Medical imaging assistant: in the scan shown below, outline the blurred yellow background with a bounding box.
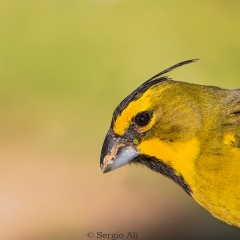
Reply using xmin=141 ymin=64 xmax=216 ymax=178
xmin=0 ymin=0 xmax=240 ymax=239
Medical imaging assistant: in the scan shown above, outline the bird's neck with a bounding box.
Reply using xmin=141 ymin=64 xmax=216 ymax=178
xmin=137 ymin=137 xmax=200 ymax=188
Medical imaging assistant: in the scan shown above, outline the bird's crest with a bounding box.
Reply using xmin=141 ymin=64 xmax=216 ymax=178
xmin=112 ymin=59 xmax=198 ymax=123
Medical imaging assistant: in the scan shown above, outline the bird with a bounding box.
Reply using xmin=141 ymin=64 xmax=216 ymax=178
xmin=100 ymin=59 xmax=240 ymax=227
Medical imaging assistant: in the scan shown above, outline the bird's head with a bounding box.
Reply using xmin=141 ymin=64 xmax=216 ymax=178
xmin=100 ymin=60 xmax=202 ymax=194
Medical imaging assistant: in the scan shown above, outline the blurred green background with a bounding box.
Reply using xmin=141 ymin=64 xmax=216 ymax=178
xmin=0 ymin=0 xmax=240 ymax=239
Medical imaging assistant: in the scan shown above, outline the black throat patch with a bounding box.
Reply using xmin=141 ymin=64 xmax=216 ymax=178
xmin=132 ymin=155 xmax=192 ymax=195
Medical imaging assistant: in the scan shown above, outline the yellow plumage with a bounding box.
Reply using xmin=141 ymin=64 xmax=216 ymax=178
xmin=100 ymin=60 xmax=240 ymax=227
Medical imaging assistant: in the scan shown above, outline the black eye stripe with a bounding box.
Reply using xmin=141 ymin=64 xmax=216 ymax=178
xmin=134 ymin=112 xmax=151 ymax=127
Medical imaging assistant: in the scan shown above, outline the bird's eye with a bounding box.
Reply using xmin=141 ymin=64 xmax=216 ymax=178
xmin=134 ymin=112 xmax=151 ymax=127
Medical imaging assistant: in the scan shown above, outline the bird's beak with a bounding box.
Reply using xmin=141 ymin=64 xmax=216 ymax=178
xmin=100 ymin=131 xmax=139 ymax=173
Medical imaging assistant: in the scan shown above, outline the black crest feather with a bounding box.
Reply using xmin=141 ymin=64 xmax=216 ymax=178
xmin=112 ymin=59 xmax=198 ymax=124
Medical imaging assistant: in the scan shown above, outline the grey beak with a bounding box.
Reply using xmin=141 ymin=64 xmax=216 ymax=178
xmin=100 ymin=131 xmax=139 ymax=173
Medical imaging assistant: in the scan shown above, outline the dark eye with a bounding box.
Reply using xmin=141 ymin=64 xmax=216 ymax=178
xmin=134 ymin=112 xmax=151 ymax=127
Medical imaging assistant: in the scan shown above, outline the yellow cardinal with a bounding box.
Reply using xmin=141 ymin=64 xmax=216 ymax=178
xmin=100 ymin=59 xmax=240 ymax=227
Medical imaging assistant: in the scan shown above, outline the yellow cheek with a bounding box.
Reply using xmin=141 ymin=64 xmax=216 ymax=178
xmin=223 ymin=133 xmax=235 ymax=146
xmin=137 ymin=138 xmax=200 ymax=185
